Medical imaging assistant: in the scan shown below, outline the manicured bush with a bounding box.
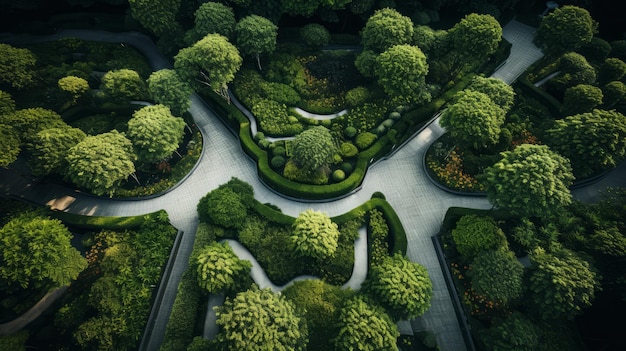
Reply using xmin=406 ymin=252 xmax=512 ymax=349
xmin=389 ymin=111 xmax=401 ymax=120
xmin=382 ymin=119 xmax=394 ymax=128
xmin=340 ymin=142 xmax=358 ymax=158
xmin=345 ymin=86 xmax=371 ymax=107
xmin=270 ymin=155 xmax=286 ymax=169
xmin=344 ymin=126 xmax=357 ymax=138
xmin=272 ymin=146 xmax=286 ymax=157
xmin=332 ymin=169 xmax=346 ymax=182
xmin=341 ymin=162 xmax=353 ymax=174
xmin=355 ymin=132 xmax=377 ymax=150
xmin=300 ymin=23 xmax=331 ymax=48
xmin=451 ymin=215 xmax=508 ymax=258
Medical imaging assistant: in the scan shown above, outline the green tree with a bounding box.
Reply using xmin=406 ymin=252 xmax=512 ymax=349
xmin=127 ymin=104 xmax=186 ymax=164
xmin=374 ymin=44 xmax=430 ymax=104
xmin=300 ymin=23 xmax=330 ymax=48
xmin=451 ymin=215 xmax=508 ymax=258
xmin=0 ymin=90 xmax=15 ymax=116
xmin=482 ymin=144 xmax=574 ymax=218
xmin=0 ymin=43 xmax=36 ymax=89
xmin=128 ymin=0 xmax=181 ymax=36
xmin=602 ymin=81 xmax=626 ymax=109
xmin=480 ymin=312 xmax=540 ymax=351
xmin=100 ymin=69 xmax=148 ymax=102
xmin=283 ymin=279 xmax=353 ymax=351
xmin=598 ymin=57 xmax=626 ymax=84
xmin=174 ymin=33 xmax=242 ymax=101
xmin=447 ymin=13 xmax=502 ymax=71
xmin=290 ymin=126 xmax=336 ymax=174
xmin=468 ymin=249 xmax=524 ymax=306
xmin=361 ymin=8 xmax=414 ymax=52
xmin=561 ymin=84 xmax=603 ymax=115
xmin=147 ymin=69 xmax=193 ymax=116
xmin=0 ymin=124 xmax=20 ymax=167
xmin=215 ymin=286 xmax=308 ymax=351
xmin=354 ymin=49 xmax=378 ymax=78
xmin=363 ymin=253 xmax=433 ymax=320
xmin=333 ymin=295 xmax=399 ymax=351
xmin=65 ymin=130 xmax=137 ymax=197
xmin=29 ymin=126 xmax=86 ymax=176
xmin=58 ymin=75 xmax=90 ymax=106
xmin=0 ymin=213 xmax=87 ymax=290
xmin=197 ymin=181 xmax=252 ymax=229
xmin=466 ymin=75 xmax=515 ymax=112
xmin=535 ymin=5 xmax=597 ymax=56
xmin=546 ymin=109 xmax=626 ymax=178
xmin=548 ymin=52 xmax=597 ymax=94
xmin=1 ymin=107 xmax=65 ymax=147
xmin=184 ymin=1 xmax=236 ymax=44
xmin=440 ymin=90 xmax=505 ymax=150
xmin=528 ymin=247 xmax=601 ymax=320
xmin=235 ymin=15 xmax=278 ymax=71
xmin=291 ymin=209 xmax=340 ymax=259
xmin=195 ymin=241 xmax=252 ymax=293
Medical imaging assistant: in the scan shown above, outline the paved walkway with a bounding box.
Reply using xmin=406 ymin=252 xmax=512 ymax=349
xmin=1 ymin=19 xmax=623 ymax=351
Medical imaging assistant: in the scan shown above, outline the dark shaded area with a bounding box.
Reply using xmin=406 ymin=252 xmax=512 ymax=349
xmin=576 ymin=289 xmax=626 ymax=351
xmin=589 ymin=0 xmax=626 ymax=41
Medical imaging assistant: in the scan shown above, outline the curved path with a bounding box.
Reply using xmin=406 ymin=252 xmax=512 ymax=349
xmin=2 ymin=20 xmax=623 ymax=351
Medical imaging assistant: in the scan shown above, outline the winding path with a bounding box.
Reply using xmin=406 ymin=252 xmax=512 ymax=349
xmin=2 ymin=20 xmax=623 ymax=351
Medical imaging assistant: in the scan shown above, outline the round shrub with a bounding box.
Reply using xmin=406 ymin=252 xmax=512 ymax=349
xmin=355 ymin=132 xmax=377 ymax=150
xmin=382 ymin=119 xmax=394 ymax=128
xmin=371 ymin=191 xmax=386 ymax=200
xmin=258 ymin=139 xmax=271 ymax=149
xmin=389 ymin=111 xmax=401 ymax=120
xmin=271 ymin=156 xmax=286 ymax=169
xmin=345 ymin=86 xmax=371 ymax=107
xmin=273 ymin=146 xmax=286 ymax=156
xmin=332 ymin=169 xmax=346 ymax=182
xmin=344 ymin=126 xmax=357 ymax=138
xmin=451 ymin=215 xmax=508 ymax=258
xmin=300 ymin=23 xmax=331 ymax=48
xmin=340 ymin=142 xmax=359 ymax=158
xmin=375 ymin=125 xmax=386 ymax=135
xmin=341 ymin=162 xmax=353 ymax=174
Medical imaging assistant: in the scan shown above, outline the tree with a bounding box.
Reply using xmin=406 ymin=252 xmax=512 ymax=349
xmin=361 ymin=8 xmax=414 ymax=52
xmin=290 ymin=126 xmax=336 ymax=174
xmin=354 ymin=49 xmax=378 ymax=78
xmin=451 ymin=215 xmax=508 ymax=258
xmin=58 ymin=75 xmax=90 ymax=106
xmin=65 ymin=130 xmax=136 ymax=197
xmin=147 ymin=69 xmax=193 ymax=116
xmin=29 ymin=126 xmax=86 ymax=176
xmin=468 ymin=249 xmax=524 ymax=306
xmin=482 ymin=144 xmax=574 ymax=218
xmin=602 ymin=80 xmax=626 ymax=109
xmin=598 ymin=57 xmax=626 ymax=84
xmin=195 ymin=241 xmax=251 ymax=293
xmin=174 ymin=33 xmax=242 ymax=101
xmin=0 ymin=213 xmax=87 ymax=290
xmin=100 ymin=69 xmax=148 ymax=102
xmin=300 ymin=23 xmax=330 ymax=48
xmin=235 ymin=15 xmax=278 ymax=71
xmin=480 ymin=312 xmax=540 ymax=351
xmin=561 ymin=84 xmax=603 ymax=115
xmin=197 ymin=181 xmax=252 ymax=229
xmin=0 ymin=43 xmax=36 ymax=89
xmin=283 ymin=279 xmax=353 ymax=351
xmin=440 ymin=90 xmax=505 ymax=150
xmin=128 ymin=0 xmax=181 ymax=36
xmin=535 ymin=5 xmax=597 ymax=56
xmin=0 ymin=90 xmax=16 ymax=116
xmin=466 ymin=75 xmax=515 ymax=112
xmin=291 ymin=209 xmax=339 ymax=259
xmin=0 ymin=124 xmax=20 ymax=167
xmin=1 ymin=107 xmax=65 ymax=146
xmin=547 ymin=52 xmax=597 ymax=93
xmin=546 ymin=109 xmax=626 ymax=178
xmin=126 ymin=104 xmax=186 ymax=164
xmin=215 ymin=286 xmax=308 ymax=351
xmin=447 ymin=13 xmax=502 ymax=69
xmin=528 ymin=247 xmax=600 ymax=320
xmin=333 ymin=295 xmax=399 ymax=351
xmin=185 ymin=1 xmax=236 ymax=44
xmin=363 ymin=253 xmax=433 ymax=321
xmin=374 ymin=44 xmax=430 ymax=104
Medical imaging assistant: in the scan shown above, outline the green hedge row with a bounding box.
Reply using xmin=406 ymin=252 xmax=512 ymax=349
xmin=515 ymin=74 xmax=563 ymax=117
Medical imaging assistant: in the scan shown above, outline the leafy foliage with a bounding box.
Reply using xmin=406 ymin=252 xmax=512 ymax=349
xmin=0 ymin=90 xmax=15 ymax=115
xmin=480 ymin=312 xmax=540 ymax=351
xmin=0 ymin=124 xmax=20 ymax=167
xmin=1 ymin=107 xmax=65 ymax=147
xmin=361 ymin=8 xmax=414 ymax=53
xmin=185 ymin=1 xmax=236 ymax=44
xmin=195 ymin=241 xmax=252 ymax=293
xmin=127 ymin=104 xmax=186 ymax=164
xmin=466 ymin=75 xmax=515 ymax=112
xmin=29 ymin=125 xmax=86 ymax=176
xmin=197 ymin=178 xmax=254 ymax=228
xmin=291 ymin=209 xmax=340 ymax=259
xmin=65 ymin=130 xmax=137 ymax=196
xmin=598 ymin=57 xmax=626 ymax=84
xmin=147 ymin=69 xmax=193 ymax=116
xmin=290 ymin=126 xmax=336 ymax=173
xmin=468 ymin=249 xmax=524 ymax=305
xmin=0 ymin=43 xmax=36 ymax=89
xmin=561 ymin=84 xmax=603 ymax=115
xmin=215 ymin=286 xmax=308 ymax=351
xmin=451 ymin=215 xmax=508 ymax=258
xmin=300 ymin=23 xmax=330 ymax=48
xmin=535 ymin=5 xmax=597 ymax=56
xmin=100 ymin=69 xmax=148 ymax=102
xmin=547 ymin=52 xmax=596 ymax=93
xmin=363 ymin=253 xmax=433 ymax=321
xmin=128 ymin=0 xmax=180 ymax=36
xmin=482 ymin=144 xmax=574 ymax=218
xmin=0 ymin=213 xmax=87 ymax=290
xmin=235 ymin=15 xmax=278 ymax=70
xmin=58 ymin=75 xmax=90 ymax=106
xmin=251 ymin=98 xmax=302 ymax=136
xmin=374 ymin=44 xmax=430 ymax=104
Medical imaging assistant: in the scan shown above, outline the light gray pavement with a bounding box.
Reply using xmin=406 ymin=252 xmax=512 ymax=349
xmin=2 ymin=19 xmax=622 ymax=351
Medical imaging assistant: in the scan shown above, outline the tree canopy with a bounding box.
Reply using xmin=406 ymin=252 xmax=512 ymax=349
xmin=185 ymin=1 xmax=236 ymax=44
xmin=535 ymin=5 xmax=597 ymax=56
xmin=561 ymin=84 xmax=603 ymax=116
xmin=195 ymin=241 xmax=252 ymax=293
xmin=440 ymin=90 xmax=505 ymax=150
xmin=0 ymin=43 xmax=36 ymax=89
xmin=300 ymin=23 xmax=330 ymax=48
xmin=147 ymin=69 xmax=193 ymax=116
xmin=100 ymin=68 xmax=148 ymax=102
xmin=363 ymin=253 xmax=433 ymax=321
xmin=29 ymin=125 xmax=86 ymax=176
xmin=215 ymin=286 xmax=308 ymax=351
xmin=546 ymin=109 xmax=626 ymax=178
xmin=291 ymin=209 xmax=340 ymax=259
xmin=360 ymin=8 xmax=414 ymax=53
xmin=197 ymin=178 xmax=254 ymax=228
xmin=448 ymin=13 xmax=502 ymax=64
xmin=482 ymin=144 xmax=574 ymax=218
xmin=65 ymin=130 xmax=137 ymax=196
xmin=451 ymin=215 xmax=508 ymax=258
xmin=0 ymin=213 xmax=87 ymax=290
xmin=0 ymin=90 xmax=15 ymax=115
xmin=468 ymin=249 xmax=524 ymax=306
xmin=466 ymin=75 xmax=515 ymax=112
xmin=233 ymin=15 xmax=277 ymax=72
xmin=174 ymin=33 xmax=242 ymax=100
xmin=1 ymin=107 xmax=65 ymax=147
xmin=126 ymin=104 xmax=186 ymax=164
xmin=0 ymin=124 xmax=20 ymax=167
xmin=128 ymin=0 xmax=180 ymax=36
xmin=374 ymin=44 xmax=430 ymax=104
xmin=290 ymin=126 xmax=336 ymax=173
xmin=480 ymin=312 xmax=540 ymax=351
